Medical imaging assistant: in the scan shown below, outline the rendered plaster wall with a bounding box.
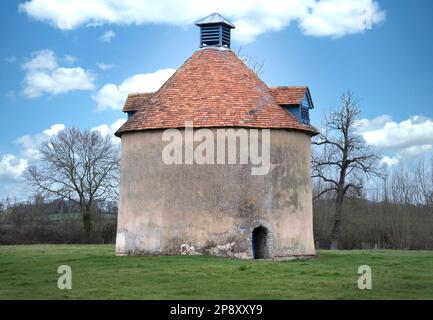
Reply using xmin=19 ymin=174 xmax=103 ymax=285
xmin=115 ymin=128 xmax=316 ymax=258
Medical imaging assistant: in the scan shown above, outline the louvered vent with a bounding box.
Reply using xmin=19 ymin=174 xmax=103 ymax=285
xmin=285 ymin=104 xmax=311 ymax=125
xmin=300 ymin=106 xmax=310 ymax=124
xmin=195 ymin=13 xmax=235 ymax=48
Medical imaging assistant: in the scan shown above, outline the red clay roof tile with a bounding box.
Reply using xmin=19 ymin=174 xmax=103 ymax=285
xmin=123 ymin=92 xmax=154 ymax=112
xmin=116 ymin=48 xmax=317 ymax=136
xmin=269 ymin=86 xmax=308 ymax=105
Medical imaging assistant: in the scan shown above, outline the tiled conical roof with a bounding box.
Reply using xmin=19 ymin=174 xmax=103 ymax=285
xmin=116 ymin=48 xmax=317 ymax=136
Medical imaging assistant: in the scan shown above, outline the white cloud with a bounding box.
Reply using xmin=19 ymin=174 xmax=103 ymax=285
xmin=2 ymin=121 xmax=115 ymax=180
xmin=380 ymin=156 xmax=399 ymax=167
xmin=354 ymin=114 xmax=392 ymax=132
xmin=299 ymin=0 xmax=386 ymax=38
xmin=15 ymin=134 xmax=43 ymax=161
xmin=99 ymin=29 xmax=115 ymax=42
xmin=19 ymin=0 xmax=386 ymax=43
xmin=0 ymin=121 xmax=122 ymax=198
xmin=356 ymin=115 xmax=433 ymax=159
xmin=97 ymin=62 xmax=113 ymax=71
xmin=0 ymin=154 xmax=28 ymax=180
xmin=63 ymin=54 xmax=77 ymax=64
xmin=22 ymin=49 xmax=95 ymax=98
xmin=43 ymin=123 xmax=66 ymax=136
xmin=15 ymin=124 xmax=66 ymax=161
xmin=400 ymin=145 xmax=432 ymax=158
xmin=92 ymin=118 xmax=126 ymax=142
xmin=93 ymin=68 xmax=175 ymax=111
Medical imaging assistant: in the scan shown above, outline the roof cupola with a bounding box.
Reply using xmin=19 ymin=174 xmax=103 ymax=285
xmin=195 ymin=13 xmax=235 ymax=48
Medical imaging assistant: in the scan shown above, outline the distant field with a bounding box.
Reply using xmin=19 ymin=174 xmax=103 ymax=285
xmin=0 ymin=245 xmax=432 ymax=299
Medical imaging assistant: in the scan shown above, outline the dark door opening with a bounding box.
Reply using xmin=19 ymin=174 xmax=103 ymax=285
xmin=252 ymin=226 xmax=268 ymax=259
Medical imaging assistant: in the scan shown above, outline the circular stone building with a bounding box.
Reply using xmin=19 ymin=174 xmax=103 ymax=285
xmin=115 ymin=13 xmax=318 ymax=259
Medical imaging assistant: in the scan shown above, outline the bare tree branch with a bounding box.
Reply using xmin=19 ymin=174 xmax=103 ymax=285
xmin=25 ymin=127 xmax=120 ymax=241
xmin=235 ymin=47 xmax=265 ymax=77
xmin=311 ymin=91 xmax=381 ymax=249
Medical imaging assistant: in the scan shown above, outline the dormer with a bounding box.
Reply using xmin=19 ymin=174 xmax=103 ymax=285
xmin=122 ymin=92 xmax=154 ymax=119
xmin=269 ymin=86 xmax=314 ymax=125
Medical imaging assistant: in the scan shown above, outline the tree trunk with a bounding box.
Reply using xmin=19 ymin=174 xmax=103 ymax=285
xmin=82 ymin=208 xmax=92 ymax=243
xmin=330 ymin=197 xmax=343 ymax=250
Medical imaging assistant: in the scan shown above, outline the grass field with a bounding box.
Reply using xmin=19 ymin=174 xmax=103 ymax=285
xmin=0 ymin=245 xmax=432 ymax=299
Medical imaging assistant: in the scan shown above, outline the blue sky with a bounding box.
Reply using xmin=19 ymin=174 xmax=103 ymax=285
xmin=1 ymin=0 xmax=433 ymax=198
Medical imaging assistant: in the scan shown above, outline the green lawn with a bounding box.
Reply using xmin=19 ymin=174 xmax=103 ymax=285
xmin=0 ymin=245 xmax=432 ymax=299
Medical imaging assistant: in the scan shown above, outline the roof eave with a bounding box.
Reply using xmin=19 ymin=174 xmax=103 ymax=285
xmin=194 ymin=13 xmax=235 ymax=29
xmin=115 ymin=124 xmax=319 ymax=138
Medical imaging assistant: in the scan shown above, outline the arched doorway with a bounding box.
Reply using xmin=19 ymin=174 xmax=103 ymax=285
xmin=252 ymin=226 xmax=268 ymax=259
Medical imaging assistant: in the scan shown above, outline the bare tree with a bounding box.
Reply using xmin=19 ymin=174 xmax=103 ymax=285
xmin=312 ymin=92 xmax=380 ymax=249
xmin=415 ymin=157 xmax=433 ymax=208
xmin=391 ymin=162 xmax=416 ymax=205
xmin=26 ymin=127 xmax=119 ymax=242
xmin=3 ymin=197 xmax=26 ymax=230
xmin=4 ymin=194 xmax=45 ymax=230
xmin=235 ymin=47 xmax=265 ymax=77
